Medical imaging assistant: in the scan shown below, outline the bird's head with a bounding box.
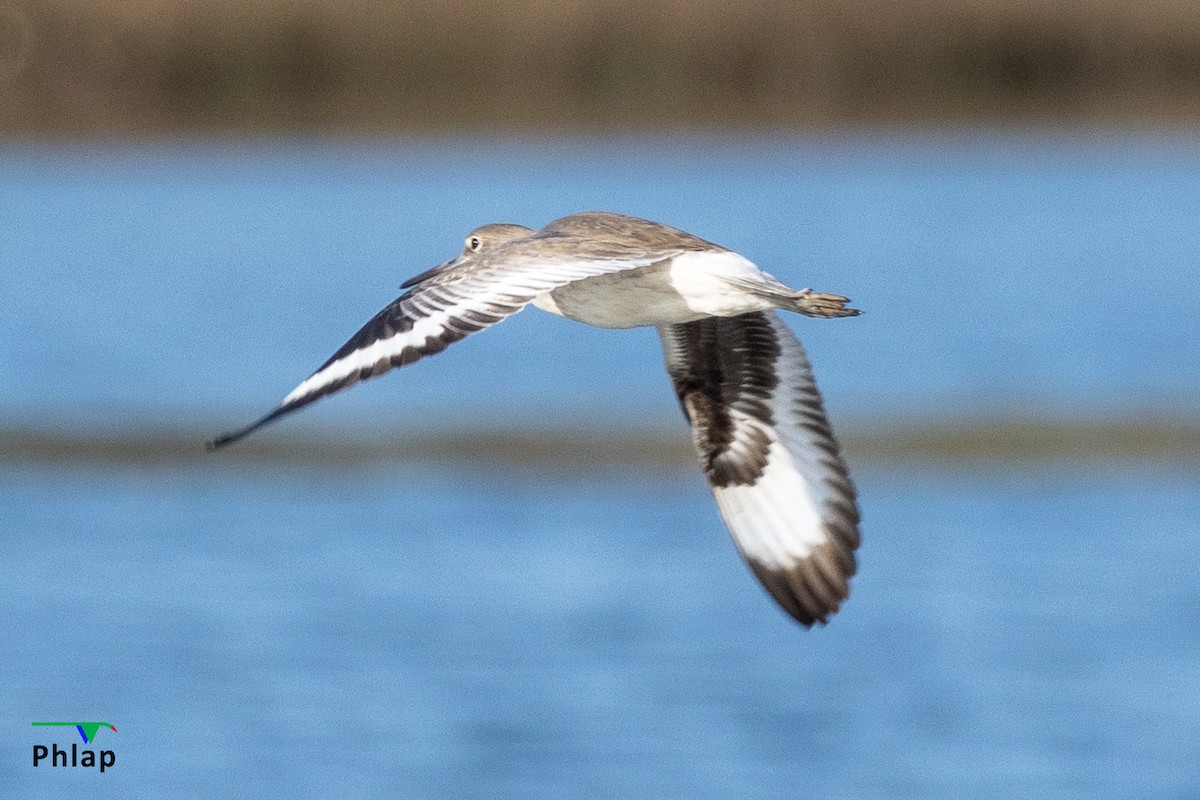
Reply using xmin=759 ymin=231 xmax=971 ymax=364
xmin=460 ymin=223 xmax=535 ymax=258
xmin=399 ymin=223 xmax=536 ymax=291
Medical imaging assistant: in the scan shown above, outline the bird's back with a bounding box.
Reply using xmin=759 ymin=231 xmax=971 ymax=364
xmin=539 ymin=212 xmax=720 ymax=253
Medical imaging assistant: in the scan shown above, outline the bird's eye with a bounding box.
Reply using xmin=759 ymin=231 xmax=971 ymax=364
xmin=467 ymin=236 xmax=482 ymax=252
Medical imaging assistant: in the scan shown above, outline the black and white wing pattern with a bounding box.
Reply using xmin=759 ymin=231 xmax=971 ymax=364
xmin=658 ymin=311 xmax=860 ymax=626
xmin=209 ymin=247 xmax=679 ymax=448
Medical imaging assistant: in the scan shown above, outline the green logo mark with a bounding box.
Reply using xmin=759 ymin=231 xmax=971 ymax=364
xmin=31 ymin=722 xmax=117 ymax=744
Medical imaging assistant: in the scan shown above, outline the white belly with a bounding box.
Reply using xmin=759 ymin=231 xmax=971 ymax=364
xmin=530 ymin=252 xmax=778 ymax=329
xmin=531 ymin=268 xmax=698 ymax=328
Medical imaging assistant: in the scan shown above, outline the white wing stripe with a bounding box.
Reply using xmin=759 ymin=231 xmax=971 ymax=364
xmin=277 ymin=266 xmax=610 ymax=409
xmin=281 ymin=312 xmax=449 ymax=404
xmin=658 ymin=311 xmax=859 ymax=626
xmin=211 ymin=250 xmax=683 ymax=450
xmin=714 ymin=440 xmax=825 ymax=567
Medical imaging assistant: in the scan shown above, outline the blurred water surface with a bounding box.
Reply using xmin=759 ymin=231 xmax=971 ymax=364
xmin=2 ymin=460 xmax=1198 ymax=798
xmin=2 ymin=135 xmax=1198 ymax=797
xmin=2 ymin=133 xmax=1198 ymax=433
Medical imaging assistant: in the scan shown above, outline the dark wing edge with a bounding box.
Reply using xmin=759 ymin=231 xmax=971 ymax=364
xmin=209 ymin=247 xmax=681 ymax=451
xmin=658 ymin=311 xmax=861 ymax=626
xmin=207 ymin=282 xmax=525 ymax=450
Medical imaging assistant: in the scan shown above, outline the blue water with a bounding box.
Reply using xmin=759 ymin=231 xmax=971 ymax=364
xmin=2 ymin=135 xmax=1200 ymax=797
xmin=3 ymin=461 xmax=1198 ymax=798
xmin=2 ymin=134 xmax=1199 ymax=433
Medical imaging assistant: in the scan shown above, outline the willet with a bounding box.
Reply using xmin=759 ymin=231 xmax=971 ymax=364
xmin=211 ymin=211 xmax=861 ymax=626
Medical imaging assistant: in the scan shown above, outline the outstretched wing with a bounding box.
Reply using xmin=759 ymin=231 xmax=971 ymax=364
xmin=209 ymin=247 xmax=678 ymax=449
xmin=658 ymin=311 xmax=860 ymax=626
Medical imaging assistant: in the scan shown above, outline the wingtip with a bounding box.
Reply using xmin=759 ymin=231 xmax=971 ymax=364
xmin=206 ymin=434 xmax=233 ymax=452
xmin=206 ymin=429 xmax=244 ymax=452
xmin=206 ymin=407 xmax=286 ymax=452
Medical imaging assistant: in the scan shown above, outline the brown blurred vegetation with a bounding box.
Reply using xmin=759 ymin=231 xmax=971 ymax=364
xmin=2 ymin=0 xmax=1199 ymax=135
xmin=5 ymin=416 xmax=1199 ymax=467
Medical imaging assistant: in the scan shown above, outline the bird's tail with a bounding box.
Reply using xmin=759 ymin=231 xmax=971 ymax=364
xmin=783 ymin=289 xmax=861 ymax=319
xmin=715 ymin=271 xmax=861 ymax=319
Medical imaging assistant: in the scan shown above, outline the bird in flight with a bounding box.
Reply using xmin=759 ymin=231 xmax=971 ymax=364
xmin=211 ymin=212 xmax=861 ymax=626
